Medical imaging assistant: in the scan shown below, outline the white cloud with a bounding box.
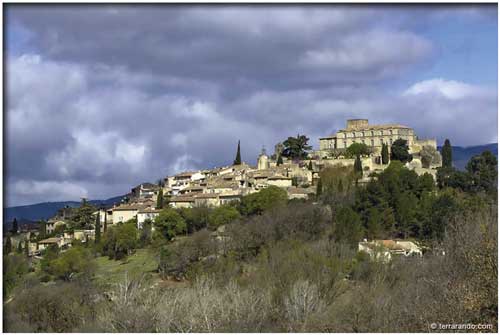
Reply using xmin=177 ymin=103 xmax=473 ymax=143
xmin=403 ymin=78 xmax=492 ymax=100
xmin=301 ymin=30 xmax=432 ymax=72
xmin=46 ymin=129 xmax=147 ymax=178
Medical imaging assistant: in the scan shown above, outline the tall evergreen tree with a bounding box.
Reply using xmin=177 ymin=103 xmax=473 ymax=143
xmin=95 ymin=212 xmax=101 ymax=244
xmin=441 ymin=139 xmax=453 ymax=168
xmin=103 ymin=210 xmax=108 ymax=233
xmin=316 ymin=178 xmax=323 ymax=199
xmin=157 ymin=188 xmax=164 ymax=209
xmin=24 ymin=239 xmax=29 ymax=257
xmin=381 ymin=143 xmax=389 ymax=165
xmin=366 ymin=208 xmax=383 ymax=239
xmin=354 ymin=154 xmax=363 ymax=173
xmin=39 ymin=220 xmax=47 ymax=238
xmin=11 ymin=218 xmax=18 ymax=235
xmin=233 ymin=140 xmax=242 ymax=165
xmin=4 ymin=236 xmax=12 ymax=254
xmin=277 ymin=154 xmax=283 ymax=166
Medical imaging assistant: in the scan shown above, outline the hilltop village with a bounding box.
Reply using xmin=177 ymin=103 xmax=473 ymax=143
xmin=5 ymin=118 xmax=498 ymax=333
xmin=109 ymin=119 xmax=441 ymax=224
xmin=12 ymin=119 xmax=442 ymax=256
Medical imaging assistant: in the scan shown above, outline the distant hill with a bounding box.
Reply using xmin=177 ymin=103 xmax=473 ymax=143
xmin=3 ymin=195 xmax=124 ymax=227
xmin=437 ymin=143 xmax=497 ymax=170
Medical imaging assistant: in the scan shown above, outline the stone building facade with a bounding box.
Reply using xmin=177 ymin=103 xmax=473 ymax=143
xmin=319 ymin=119 xmax=437 ymax=155
xmin=319 ymin=119 xmax=418 ymax=151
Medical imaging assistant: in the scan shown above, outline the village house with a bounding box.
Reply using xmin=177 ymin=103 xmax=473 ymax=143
xmin=131 ymin=182 xmax=160 ymax=201
xmin=266 ymin=175 xmax=293 ymax=188
xmin=45 ymin=219 xmax=66 ymax=234
xmin=358 ymin=239 xmax=423 ymax=262
xmin=169 ymin=195 xmax=196 ymax=208
xmin=37 ymin=237 xmax=66 ymax=251
xmin=179 ymin=185 xmax=205 ymax=195
xmin=137 ymin=208 xmax=161 ymax=229
xmin=73 ymin=229 xmax=96 ymax=242
xmin=194 ymin=193 xmax=220 ymax=207
xmin=287 ymin=186 xmax=315 ymax=200
xmin=111 ymin=204 xmax=145 ymax=224
xmin=96 ymin=208 xmax=114 ymax=227
xmin=219 ymin=191 xmax=244 ymax=205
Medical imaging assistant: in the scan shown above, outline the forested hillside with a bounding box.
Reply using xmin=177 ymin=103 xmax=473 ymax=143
xmin=3 ymin=150 xmax=497 ymax=332
xmin=4 ymin=196 xmax=124 ymax=225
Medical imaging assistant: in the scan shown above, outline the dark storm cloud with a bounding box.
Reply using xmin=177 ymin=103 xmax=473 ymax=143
xmin=6 ymin=5 xmax=434 ymax=93
xmin=5 ymin=5 xmax=497 ymax=206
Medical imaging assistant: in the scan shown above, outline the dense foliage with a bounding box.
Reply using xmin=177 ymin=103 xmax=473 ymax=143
xmin=102 ymin=220 xmax=139 ymax=259
xmin=390 ymin=138 xmax=412 ymax=163
xmin=154 ymin=208 xmax=187 ymax=240
xmin=346 ymin=142 xmax=371 ymax=158
xmin=208 ymin=205 xmax=241 ymax=230
xmin=281 ymin=134 xmax=312 ymax=160
xmin=239 ymin=186 xmax=288 ymax=216
xmin=68 ymin=199 xmax=97 ymax=230
xmin=43 ymin=246 xmax=96 ymax=281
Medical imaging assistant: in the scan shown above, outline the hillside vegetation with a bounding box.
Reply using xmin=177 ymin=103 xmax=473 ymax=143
xmin=3 ymin=150 xmax=497 ymax=332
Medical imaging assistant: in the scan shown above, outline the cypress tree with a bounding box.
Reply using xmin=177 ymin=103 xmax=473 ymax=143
xmin=4 ymin=236 xmax=12 ymax=254
xmin=233 ymin=140 xmax=242 ymax=165
xmin=354 ymin=154 xmax=363 ymax=173
xmin=95 ymin=212 xmax=101 ymax=244
xmin=157 ymin=188 xmax=164 ymax=209
xmin=39 ymin=220 xmax=47 ymax=238
xmin=381 ymin=143 xmax=389 ymax=165
xmin=11 ymin=218 xmax=18 ymax=235
xmin=103 ymin=210 xmax=108 ymax=233
xmin=277 ymin=154 xmax=283 ymax=166
xmin=316 ymin=178 xmax=323 ymax=199
xmin=308 ymin=160 xmax=313 ymax=171
xmin=24 ymin=239 xmax=29 ymax=257
xmin=441 ymin=139 xmax=453 ymax=168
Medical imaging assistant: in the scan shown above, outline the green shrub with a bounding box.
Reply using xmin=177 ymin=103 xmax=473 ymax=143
xmin=208 ymin=205 xmax=241 ymax=230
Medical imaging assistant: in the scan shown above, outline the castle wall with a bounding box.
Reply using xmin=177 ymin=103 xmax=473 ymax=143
xmin=411 ymin=139 xmax=437 ymax=153
xmin=347 ymin=119 xmax=369 ymax=130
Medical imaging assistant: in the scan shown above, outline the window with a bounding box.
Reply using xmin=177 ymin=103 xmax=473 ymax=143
xmin=371 ymin=139 xmax=374 ymax=146
xmin=362 ymin=131 xmax=365 ymax=137
xmin=344 ymin=133 xmax=347 ymax=139
xmin=352 ymin=132 xmax=355 ymax=138
xmin=390 ymin=139 xmax=393 ymax=145
xmin=343 ymin=141 xmax=347 ymax=147
xmin=371 ymin=131 xmax=374 ymax=136
xmin=390 ymin=130 xmax=393 ymax=135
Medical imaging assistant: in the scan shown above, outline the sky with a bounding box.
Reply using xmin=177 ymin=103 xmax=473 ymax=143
xmin=4 ymin=4 xmax=498 ymax=206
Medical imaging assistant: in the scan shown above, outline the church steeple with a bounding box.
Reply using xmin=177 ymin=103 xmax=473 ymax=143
xmin=257 ymin=145 xmax=269 ymax=170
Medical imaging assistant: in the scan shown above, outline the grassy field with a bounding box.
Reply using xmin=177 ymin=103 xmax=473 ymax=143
xmin=93 ymin=248 xmax=160 ymax=287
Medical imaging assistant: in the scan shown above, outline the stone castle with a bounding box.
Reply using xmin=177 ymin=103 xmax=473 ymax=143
xmin=319 ymin=118 xmax=437 ymax=158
